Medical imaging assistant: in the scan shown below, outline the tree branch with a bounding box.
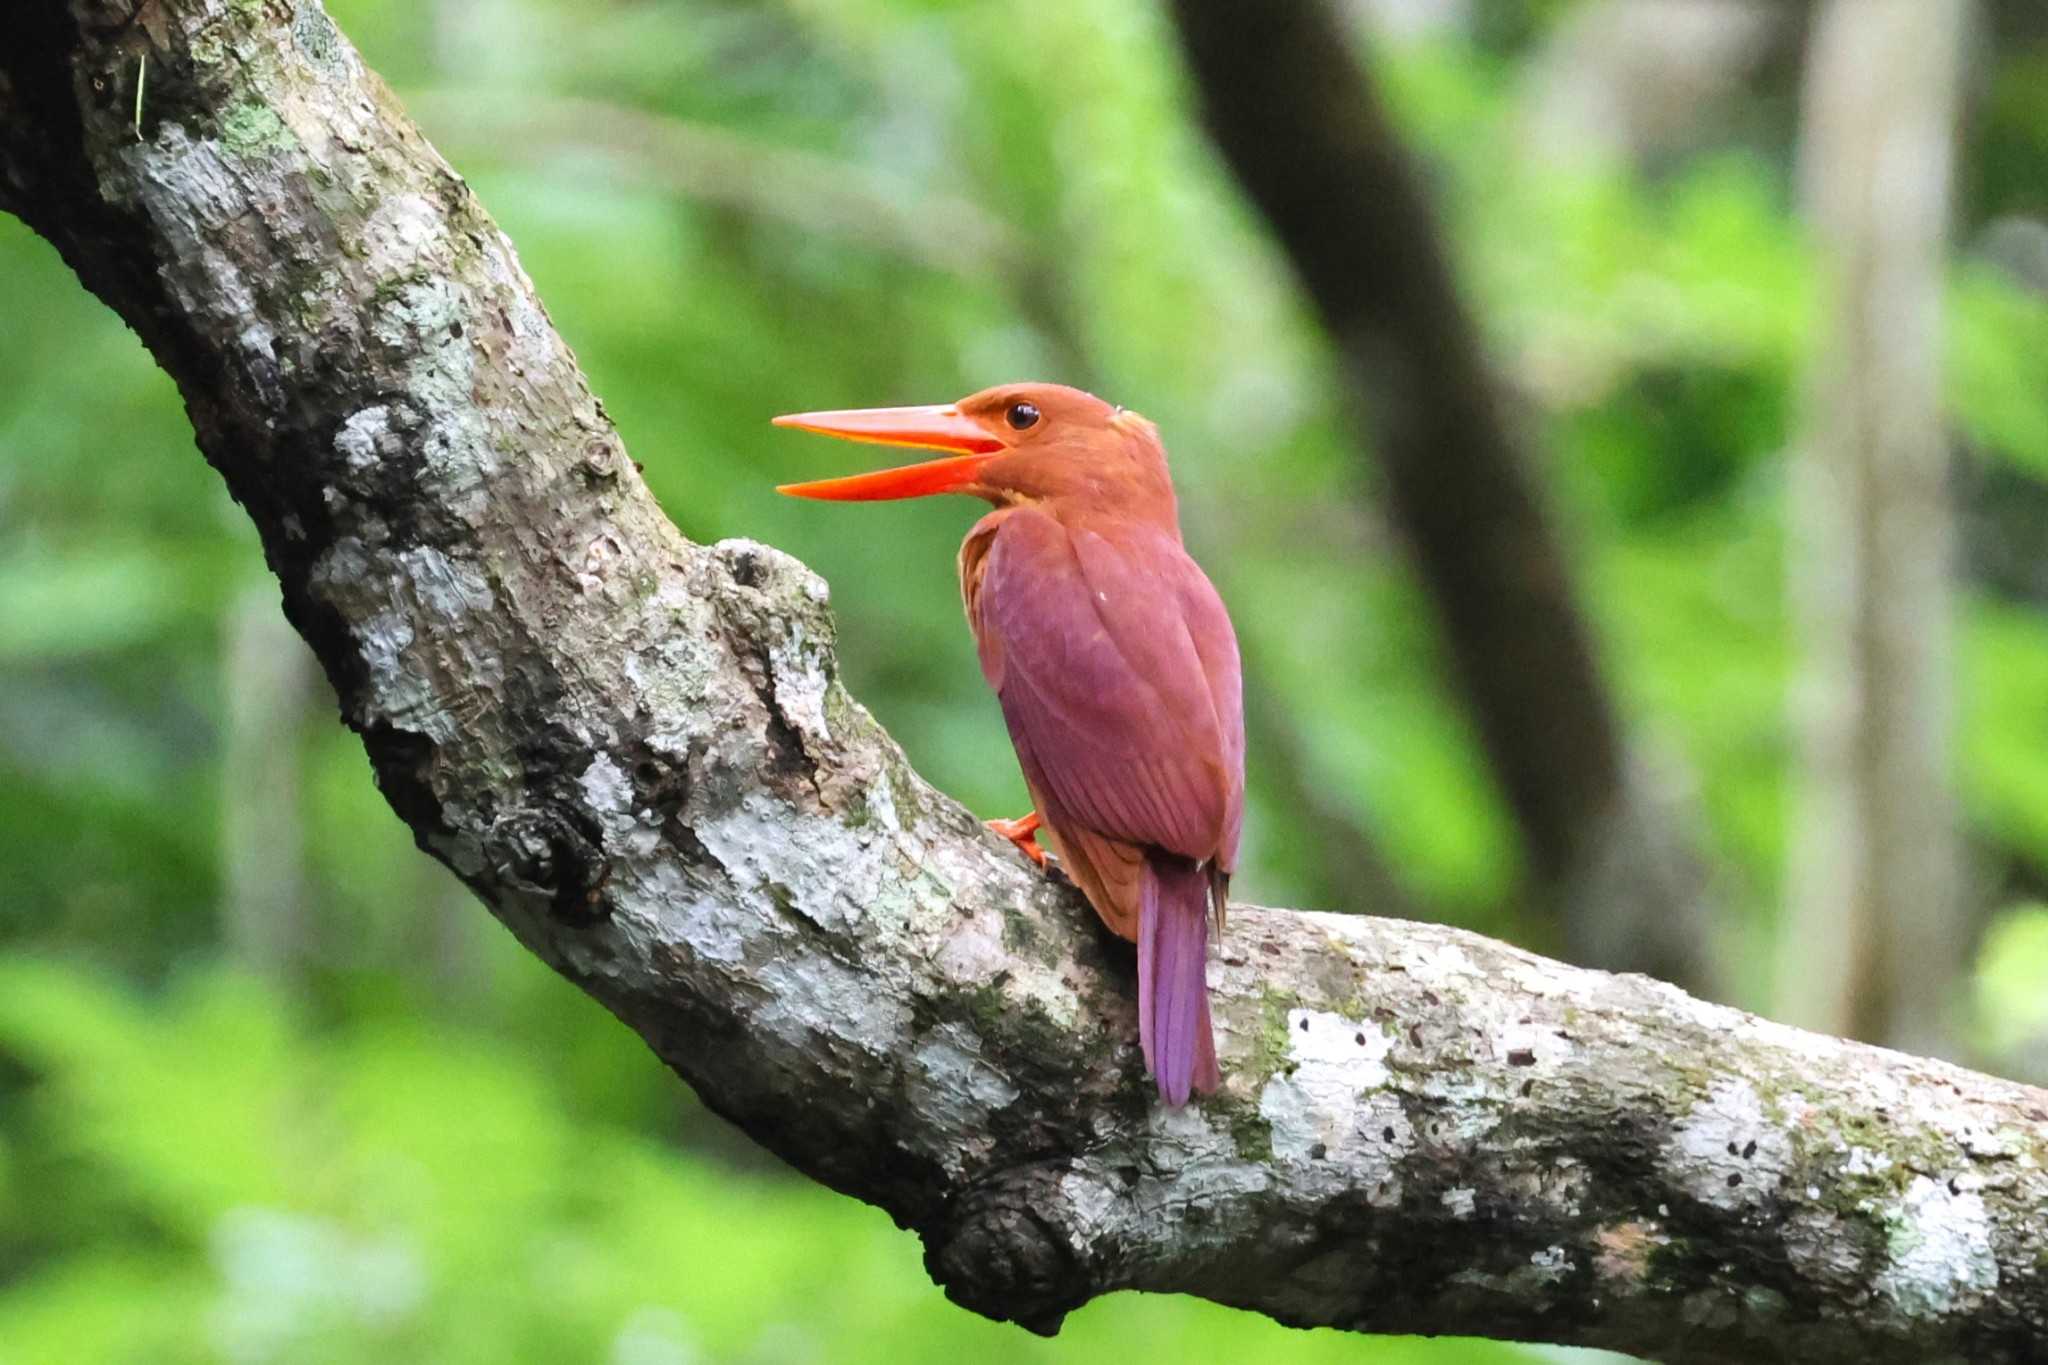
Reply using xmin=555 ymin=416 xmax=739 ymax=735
xmin=5 ymin=3 xmax=2048 ymax=1360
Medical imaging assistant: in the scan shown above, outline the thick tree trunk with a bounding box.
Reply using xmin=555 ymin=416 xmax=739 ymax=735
xmin=5 ymin=4 xmax=2048 ymax=1361
xmin=1781 ymin=0 xmax=1970 ymax=1056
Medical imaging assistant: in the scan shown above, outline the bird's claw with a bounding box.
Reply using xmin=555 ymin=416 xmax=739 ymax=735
xmin=986 ymin=812 xmax=1047 ymax=869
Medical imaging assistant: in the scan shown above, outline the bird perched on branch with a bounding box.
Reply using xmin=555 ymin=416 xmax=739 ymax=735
xmin=775 ymin=383 xmax=1245 ymax=1105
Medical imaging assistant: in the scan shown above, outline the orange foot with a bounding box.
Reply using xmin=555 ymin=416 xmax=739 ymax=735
xmin=986 ymin=811 xmax=1047 ymax=869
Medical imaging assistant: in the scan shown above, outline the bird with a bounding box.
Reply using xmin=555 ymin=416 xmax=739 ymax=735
xmin=774 ymin=383 xmax=1244 ymax=1105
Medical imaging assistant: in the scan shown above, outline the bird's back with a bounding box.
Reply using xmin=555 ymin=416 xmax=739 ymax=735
xmin=962 ymin=503 xmax=1244 ymax=930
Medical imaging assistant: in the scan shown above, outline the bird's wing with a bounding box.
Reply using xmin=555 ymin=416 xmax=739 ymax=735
xmin=967 ymin=507 xmax=1243 ymax=867
xmin=1171 ymin=539 xmax=1245 ymax=875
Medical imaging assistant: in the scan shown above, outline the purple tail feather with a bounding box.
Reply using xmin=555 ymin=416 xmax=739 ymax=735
xmin=1137 ymin=855 xmax=1221 ymax=1106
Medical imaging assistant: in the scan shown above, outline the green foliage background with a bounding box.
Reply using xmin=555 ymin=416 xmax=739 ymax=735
xmin=3 ymin=1 xmax=2047 ymax=1360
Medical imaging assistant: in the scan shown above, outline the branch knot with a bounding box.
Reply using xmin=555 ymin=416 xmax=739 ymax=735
xmin=925 ymin=1166 xmax=1092 ymax=1338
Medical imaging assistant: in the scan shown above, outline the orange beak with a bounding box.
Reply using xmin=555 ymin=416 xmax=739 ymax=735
xmin=773 ymin=404 xmax=1001 ymax=500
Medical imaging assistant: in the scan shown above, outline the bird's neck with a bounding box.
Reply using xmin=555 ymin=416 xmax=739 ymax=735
xmin=1042 ymin=491 xmax=1184 ymax=542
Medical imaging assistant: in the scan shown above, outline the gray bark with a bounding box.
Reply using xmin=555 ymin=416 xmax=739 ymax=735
xmin=1782 ymin=0 xmax=1970 ymax=1056
xmin=5 ymin=3 xmax=2048 ymax=1361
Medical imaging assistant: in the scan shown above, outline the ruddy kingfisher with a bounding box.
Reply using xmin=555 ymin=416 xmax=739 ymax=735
xmin=774 ymin=383 xmax=1244 ymax=1105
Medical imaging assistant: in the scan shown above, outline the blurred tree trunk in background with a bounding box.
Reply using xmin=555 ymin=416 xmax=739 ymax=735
xmin=1781 ymin=0 xmax=1970 ymax=1056
xmin=1518 ymin=0 xmax=1788 ymax=171
xmin=1170 ymin=0 xmax=1720 ymax=994
xmin=221 ymin=586 xmax=316 ymax=982
xmin=1347 ymin=0 xmax=1468 ymax=41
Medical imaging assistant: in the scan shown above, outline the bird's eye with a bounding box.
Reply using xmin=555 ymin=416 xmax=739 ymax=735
xmin=1006 ymin=401 xmax=1041 ymax=431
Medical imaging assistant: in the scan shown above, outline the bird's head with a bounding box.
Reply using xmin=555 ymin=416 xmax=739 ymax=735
xmin=773 ymin=382 xmax=1175 ymax=520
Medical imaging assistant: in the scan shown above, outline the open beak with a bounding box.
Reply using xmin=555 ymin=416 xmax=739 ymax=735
xmin=773 ymin=404 xmax=1001 ymax=501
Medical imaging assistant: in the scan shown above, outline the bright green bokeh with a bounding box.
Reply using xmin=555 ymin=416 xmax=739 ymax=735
xmin=5 ymin=0 xmax=2048 ymax=1359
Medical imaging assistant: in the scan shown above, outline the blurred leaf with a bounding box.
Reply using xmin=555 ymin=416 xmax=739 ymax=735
xmin=0 ymin=956 xmax=1566 ymax=1364
xmin=1962 ymin=599 xmax=2048 ymax=856
xmin=1974 ymin=903 xmax=2048 ymax=1060
xmin=0 ymin=543 xmax=234 ymax=662
xmin=0 ymin=1253 xmax=209 ymax=1364
xmin=1951 ymin=265 xmax=2048 ymax=475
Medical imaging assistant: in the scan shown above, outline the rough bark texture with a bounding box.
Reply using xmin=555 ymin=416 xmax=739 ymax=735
xmin=1781 ymin=0 xmax=1969 ymax=1057
xmin=6 ymin=4 xmax=2048 ymax=1361
xmin=1165 ymin=0 xmax=1718 ymax=994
